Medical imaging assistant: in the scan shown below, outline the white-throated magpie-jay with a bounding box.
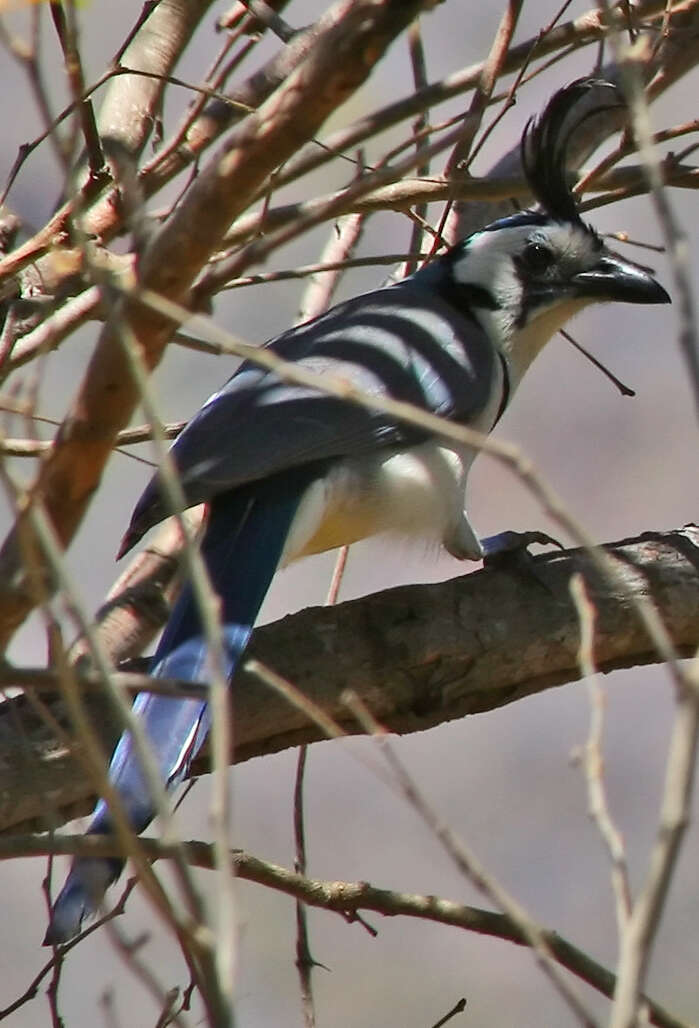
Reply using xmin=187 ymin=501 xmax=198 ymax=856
xmin=45 ymin=79 xmax=670 ymax=943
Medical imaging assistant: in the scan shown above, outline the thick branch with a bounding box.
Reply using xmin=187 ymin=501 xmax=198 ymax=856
xmin=0 ymin=527 xmax=696 ymax=835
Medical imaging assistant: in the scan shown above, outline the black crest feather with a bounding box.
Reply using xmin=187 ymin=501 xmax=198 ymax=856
xmin=521 ymin=78 xmax=624 ymax=223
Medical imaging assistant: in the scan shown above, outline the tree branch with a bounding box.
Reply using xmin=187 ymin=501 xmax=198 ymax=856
xmin=0 ymin=527 xmax=696 ymax=835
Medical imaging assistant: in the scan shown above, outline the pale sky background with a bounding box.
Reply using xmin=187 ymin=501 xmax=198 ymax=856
xmin=0 ymin=2 xmax=698 ymax=1026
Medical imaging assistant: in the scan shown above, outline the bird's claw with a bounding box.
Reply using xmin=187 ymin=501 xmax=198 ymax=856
xmin=480 ymin=530 xmax=562 ymax=580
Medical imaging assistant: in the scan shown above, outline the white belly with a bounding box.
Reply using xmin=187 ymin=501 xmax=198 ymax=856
xmin=281 ymin=351 xmax=507 ymax=566
xmin=281 ymin=439 xmax=480 ymax=565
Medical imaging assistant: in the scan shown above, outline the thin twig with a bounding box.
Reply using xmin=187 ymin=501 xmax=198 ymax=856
xmin=559 ymin=329 xmax=636 ymax=396
xmin=430 ymin=997 xmax=467 ymax=1028
xmin=405 ymin=18 xmax=430 ymax=276
xmin=293 ymin=746 xmax=317 ymax=1028
xmin=439 ymin=0 xmax=522 ymax=250
xmin=570 ymin=573 xmax=632 ymax=934
xmin=295 ymin=212 xmax=366 ymax=326
xmin=49 ymin=1 xmax=107 ymax=183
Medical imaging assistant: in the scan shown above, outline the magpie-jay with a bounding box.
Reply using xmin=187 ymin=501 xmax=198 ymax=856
xmin=45 ymin=79 xmax=670 ymax=943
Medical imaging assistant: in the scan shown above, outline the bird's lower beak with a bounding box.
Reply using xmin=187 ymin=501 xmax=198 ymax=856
xmin=573 ymin=253 xmax=670 ymax=305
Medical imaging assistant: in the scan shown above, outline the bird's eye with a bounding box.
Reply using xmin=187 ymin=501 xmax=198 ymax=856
xmin=523 ymin=242 xmax=553 ymax=273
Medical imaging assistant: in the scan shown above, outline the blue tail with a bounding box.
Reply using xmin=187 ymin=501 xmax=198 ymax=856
xmin=45 ymin=476 xmax=309 ymax=944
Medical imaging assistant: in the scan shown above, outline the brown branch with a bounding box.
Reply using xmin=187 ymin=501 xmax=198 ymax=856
xmin=0 ymin=527 xmax=696 ymax=835
xmin=439 ymin=0 xmax=523 ymax=250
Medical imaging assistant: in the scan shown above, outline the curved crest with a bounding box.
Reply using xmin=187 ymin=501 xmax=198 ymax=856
xmin=521 ymin=78 xmax=624 ymax=223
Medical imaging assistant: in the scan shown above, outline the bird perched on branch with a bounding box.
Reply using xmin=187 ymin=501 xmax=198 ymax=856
xmin=45 ymin=78 xmax=670 ymax=944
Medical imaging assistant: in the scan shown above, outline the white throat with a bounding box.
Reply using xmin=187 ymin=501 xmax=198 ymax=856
xmin=478 ymin=295 xmax=589 ymax=390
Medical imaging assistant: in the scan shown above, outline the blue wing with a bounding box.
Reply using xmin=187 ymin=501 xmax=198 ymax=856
xmin=121 ymin=278 xmax=499 ymax=554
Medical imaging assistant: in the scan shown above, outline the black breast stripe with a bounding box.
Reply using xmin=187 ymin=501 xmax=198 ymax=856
xmin=494 ymin=351 xmax=510 ymax=426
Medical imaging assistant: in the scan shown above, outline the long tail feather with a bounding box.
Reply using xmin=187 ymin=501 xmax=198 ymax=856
xmin=45 ymin=476 xmax=309 ymax=944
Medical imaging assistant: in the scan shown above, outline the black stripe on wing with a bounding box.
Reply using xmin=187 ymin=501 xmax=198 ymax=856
xmin=121 ymin=280 xmax=499 ymax=553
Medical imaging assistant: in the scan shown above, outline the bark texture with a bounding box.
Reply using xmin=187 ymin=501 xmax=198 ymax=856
xmin=0 ymin=527 xmax=696 ymax=835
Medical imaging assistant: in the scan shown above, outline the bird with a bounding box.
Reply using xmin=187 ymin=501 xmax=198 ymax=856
xmin=44 ymin=78 xmax=670 ymax=944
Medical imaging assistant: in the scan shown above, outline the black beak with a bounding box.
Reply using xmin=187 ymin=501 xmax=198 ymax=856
xmin=572 ymin=253 xmax=670 ymax=305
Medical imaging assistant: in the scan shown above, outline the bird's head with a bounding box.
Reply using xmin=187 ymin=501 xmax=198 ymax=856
xmin=424 ymin=79 xmax=670 ymax=384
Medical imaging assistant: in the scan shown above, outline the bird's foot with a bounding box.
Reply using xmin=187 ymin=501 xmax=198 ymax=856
xmin=480 ymin=530 xmax=562 ymax=573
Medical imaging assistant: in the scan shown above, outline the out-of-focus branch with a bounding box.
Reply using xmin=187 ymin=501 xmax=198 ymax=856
xmin=0 ymin=528 xmax=696 ymax=835
xmin=439 ymin=0 xmax=523 ymax=249
xmin=137 ymin=15 xmax=321 ymax=208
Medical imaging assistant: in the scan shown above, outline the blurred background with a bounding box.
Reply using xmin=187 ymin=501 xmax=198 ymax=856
xmin=0 ymin=1 xmax=697 ymax=1025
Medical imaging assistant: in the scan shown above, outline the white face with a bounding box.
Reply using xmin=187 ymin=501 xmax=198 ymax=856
xmin=449 ymin=219 xmax=606 ymax=383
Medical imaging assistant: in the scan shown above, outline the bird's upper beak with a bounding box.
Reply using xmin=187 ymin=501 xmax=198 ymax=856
xmin=572 ymin=253 xmax=670 ymax=305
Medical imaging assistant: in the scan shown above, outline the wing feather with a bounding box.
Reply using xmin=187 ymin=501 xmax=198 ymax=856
xmin=122 ymin=279 xmax=499 ymax=553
